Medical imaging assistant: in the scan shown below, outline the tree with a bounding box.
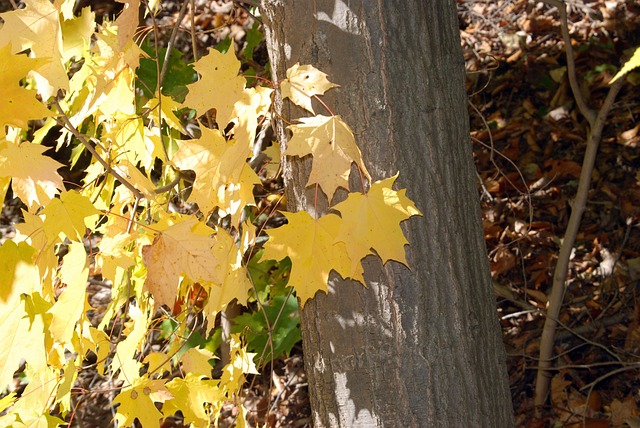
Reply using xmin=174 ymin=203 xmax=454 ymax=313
xmin=260 ymin=1 xmax=515 ymax=426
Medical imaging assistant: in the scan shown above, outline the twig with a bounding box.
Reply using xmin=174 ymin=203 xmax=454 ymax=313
xmin=534 ymin=0 xmax=627 ymax=416
xmin=53 ymin=100 xmax=144 ymax=201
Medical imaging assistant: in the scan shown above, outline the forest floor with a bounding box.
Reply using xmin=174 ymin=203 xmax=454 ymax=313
xmin=1 ymin=0 xmax=640 ymax=427
xmin=461 ymin=0 xmax=640 ymax=426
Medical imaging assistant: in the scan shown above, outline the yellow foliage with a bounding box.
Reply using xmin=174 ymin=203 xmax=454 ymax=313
xmin=0 ymin=2 xmax=422 ymax=424
xmin=286 ymin=114 xmax=371 ymax=201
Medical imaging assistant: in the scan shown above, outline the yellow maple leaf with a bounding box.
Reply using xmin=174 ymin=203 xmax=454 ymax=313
xmin=113 ymin=377 xmax=171 ymax=428
xmin=164 ymin=373 xmax=224 ymax=427
xmin=172 ymin=126 xmax=259 ymax=220
xmin=281 ymin=63 xmax=338 ymax=114
xmin=220 ymin=334 xmax=259 ymax=393
xmin=145 ymin=94 xmax=184 ymax=131
xmin=333 ymin=174 xmax=422 ymax=268
xmin=60 ymin=5 xmax=95 ymax=62
xmin=611 ymin=46 xmax=640 ymax=83
xmin=41 ymin=190 xmax=100 ymax=242
xmin=47 ymin=242 xmax=89 ymax=344
xmin=110 ymin=302 xmax=149 ymax=383
xmin=0 ymin=240 xmax=39 ymax=303
xmin=0 ymin=293 xmax=50 ymax=391
xmin=184 ymin=48 xmax=246 ymax=127
xmin=14 ymin=210 xmax=58 ymax=296
xmin=232 ymin=85 xmax=273 ymax=147
xmin=0 ymin=45 xmax=53 ymax=136
xmin=202 ymin=228 xmax=253 ymax=329
xmin=261 ymin=211 xmax=361 ymax=305
xmin=180 ymin=347 xmax=215 ymax=375
xmin=0 ymin=139 xmax=64 ymax=210
xmin=142 ymin=219 xmax=226 ymax=309
xmin=0 ymin=0 xmax=69 ymax=99
xmin=114 ymin=0 xmax=141 ymax=52
xmin=143 ymin=352 xmax=172 ymax=377
xmin=286 ymin=115 xmax=371 ymax=202
xmin=95 ymin=211 xmax=137 ymax=288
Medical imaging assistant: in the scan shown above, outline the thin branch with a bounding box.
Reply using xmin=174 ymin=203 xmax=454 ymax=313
xmin=53 ymin=100 xmax=145 ymax=201
xmin=159 ymin=0 xmax=190 ymax=88
xmin=533 ymin=0 xmax=627 ymax=416
xmin=544 ymin=0 xmax=596 ymax=124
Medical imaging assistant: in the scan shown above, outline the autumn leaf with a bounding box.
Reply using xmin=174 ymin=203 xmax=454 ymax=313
xmin=142 ymin=218 xmax=251 ymax=310
xmin=0 ymin=0 xmax=69 ymax=99
xmin=0 ymin=44 xmax=53 ymax=136
xmin=220 ymin=334 xmax=259 ymax=393
xmin=0 ymin=293 xmax=50 ymax=391
xmin=184 ymin=48 xmax=246 ymax=127
xmin=110 ymin=302 xmax=149 ymax=383
xmin=611 ymin=46 xmax=640 ymax=83
xmin=333 ymin=174 xmax=422 ymax=268
xmin=261 ymin=211 xmax=362 ymax=305
xmin=281 ymin=63 xmax=338 ymax=113
xmin=172 ymin=126 xmax=260 ymax=221
xmin=286 ymin=115 xmax=371 ymax=201
xmin=48 ymin=241 xmax=89 ymax=344
xmin=0 ymin=139 xmax=64 ymax=211
xmin=202 ymin=228 xmax=253 ymax=328
xmin=60 ymin=5 xmax=95 ymax=62
xmin=180 ymin=347 xmax=215 ymax=375
xmin=164 ymin=373 xmax=224 ymax=427
xmin=41 ymin=190 xmax=100 ymax=242
xmin=113 ymin=376 xmax=171 ymax=428
xmin=232 ymin=85 xmax=273 ymax=148
xmin=0 ymin=240 xmax=39 ymax=303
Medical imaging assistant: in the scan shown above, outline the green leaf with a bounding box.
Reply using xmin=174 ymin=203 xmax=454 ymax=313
xmin=137 ymin=40 xmax=196 ymax=102
xmin=242 ymin=21 xmax=263 ymax=62
xmin=232 ymin=295 xmax=300 ymax=364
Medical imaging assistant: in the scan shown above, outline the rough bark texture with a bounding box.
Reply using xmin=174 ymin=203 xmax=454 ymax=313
xmin=260 ymin=1 xmax=514 ymax=426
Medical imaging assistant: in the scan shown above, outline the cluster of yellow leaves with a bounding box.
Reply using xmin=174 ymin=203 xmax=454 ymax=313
xmin=0 ymin=0 xmax=420 ymax=426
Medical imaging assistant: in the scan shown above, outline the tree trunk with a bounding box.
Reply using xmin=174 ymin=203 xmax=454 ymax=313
xmin=260 ymin=1 xmax=514 ymax=426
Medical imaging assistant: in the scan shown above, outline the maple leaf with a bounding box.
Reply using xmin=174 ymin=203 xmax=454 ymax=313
xmin=48 ymin=242 xmax=89 ymax=344
xmin=281 ymin=63 xmax=338 ymax=113
xmin=110 ymin=302 xmax=149 ymax=383
xmin=164 ymin=373 xmax=224 ymax=427
xmin=114 ymin=0 xmax=141 ymax=52
xmin=172 ymin=126 xmax=260 ymax=221
xmin=180 ymin=347 xmax=215 ymax=375
xmin=145 ymin=94 xmax=184 ymax=131
xmin=202 ymin=228 xmax=253 ymax=329
xmin=41 ymin=190 xmax=100 ymax=242
xmin=611 ymin=46 xmax=640 ymax=83
xmin=142 ymin=218 xmax=234 ymax=309
xmin=0 ymin=45 xmax=53 ymax=136
xmin=286 ymin=115 xmax=371 ymax=201
xmin=261 ymin=211 xmax=362 ymax=305
xmin=0 ymin=139 xmax=64 ymax=210
xmin=60 ymin=5 xmax=95 ymax=62
xmin=0 ymin=0 xmax=69 ymax=99
xmin=232 ymin=85 xmax=273 ymax=148
xmin=333 ymin=174 xmax=422 ymax=268
xmin=184 ymin=48 xmax=246 ymax=127
xmin=0 ymin=240 xmax=39 ymax=303
xmin=0 ymin=293 xmax=50 ymax=391
xmin=113 ymin=377 xmax=171 ymax=428
xmin=13 ymin=210 xmax=59 ymax=293
xmin=220 ymin=334 xmax=259 ymax=394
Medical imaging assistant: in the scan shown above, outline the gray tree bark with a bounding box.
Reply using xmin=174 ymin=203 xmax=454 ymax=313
xmin=260 ymin=1 xmax=514 ymax=426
